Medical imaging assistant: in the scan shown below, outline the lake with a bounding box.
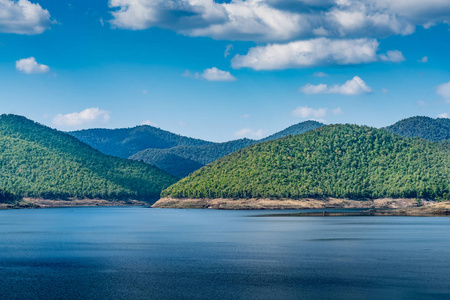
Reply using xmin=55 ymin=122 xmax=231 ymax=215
xmin=0 ymin=207 xmax=449 ymax=299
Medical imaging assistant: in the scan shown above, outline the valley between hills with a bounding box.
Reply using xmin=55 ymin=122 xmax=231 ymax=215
xmin=0 ymin=114 xmax=449 ymax=214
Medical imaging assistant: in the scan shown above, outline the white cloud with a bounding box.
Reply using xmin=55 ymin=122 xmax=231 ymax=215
xmin=313 ymin=71 xmax=329 ymax=77
xmin=202 ymin=67 xmax=236 ymax=82
xmin=438 ymin=113 xmax=448 ymax=118
xmin=382 ymin=88 xmax=389 ymax=94
xmin=418 ymin=56 xmax=428 ymax=63
xmin=378 ymin=50 xmax=405 ymax=63
xmin=241 ymin=114 xmax=250 ymax=119
xmin=235 ymin=128 xmax=265 ymax=139
xmin=332 ymin=107 xmax=343 ymax=115
xmin=182 ymin=70 xmax=200 ymax=79
xmin=224 ymin=44 xmax=233 ymax=58
xmin=108 ymin=0 xmax=450 ymax=42
xmin=292 ymin=106 xmax=327 ymax=118
xmin=16 ymin=57 xmax=50 ymax=74
xmin=0 ymin=0 xmax=53 ymax=34
xmin=53 ymin=108 xmax=111 ymax=127
xmin=141 ymin=120 xmax=157 ymax=126
xmin=231 ymin=38 xmax=403 ymax=70
xmin=437 ymin=81 xmax=450 ymax=102
xmin=142 ymin=89 xmax=148 ymax=94
xmin=301 ymin=76 xmax=372 ymax=95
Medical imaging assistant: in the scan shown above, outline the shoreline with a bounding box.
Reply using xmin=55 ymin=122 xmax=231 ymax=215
xmin=152 ymin=197 xmax=434 ymax=210
xmin=153 ymin=197 xmax=450 ymax=216
xmin=0 ymin=198 xmax=150 ymax=210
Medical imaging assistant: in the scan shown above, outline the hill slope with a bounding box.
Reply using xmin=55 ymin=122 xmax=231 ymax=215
xmin=69 ymin=126 xmax=212 ymax=158
xmin=385 ymin=116 xmax=450 ymax=141
xmin=0 ymin=115 xmax=176 ymax=201
xmin=131 ymin=121 xmax=324 ymax=178
xmin=159 ymin=125 xmax=450 ymax=206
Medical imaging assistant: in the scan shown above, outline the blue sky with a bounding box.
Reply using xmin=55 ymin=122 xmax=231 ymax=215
xmin=0 ymin=0 xmax=449 ymax=142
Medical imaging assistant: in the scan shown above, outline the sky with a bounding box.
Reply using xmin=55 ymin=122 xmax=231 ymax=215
xmin=0 ymin=0 xmax=449 ymax=142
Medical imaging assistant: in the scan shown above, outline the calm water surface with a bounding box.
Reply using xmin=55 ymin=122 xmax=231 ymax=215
xmin=0 ymin=207 xmax=449 ymax=299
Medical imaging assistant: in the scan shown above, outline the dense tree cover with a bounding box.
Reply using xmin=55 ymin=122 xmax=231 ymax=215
xmin=131 ymin=138 xmax=255 ymax=177
xmin=0 ymin=189 xmax=20 ymax=204
xmin=162 ymin=125 xmax=450 ymax=200
xmin=0 ymin=114 xmax=176 ymax=200
xmin=133 ymin=150 xmax=204 ymax=178
xmin=385 ymin=116 xmax=450 ymax=141
xmin=131 ymin=122 xmax=324 ymax=177
xmin=69 ymin=125 xmax=212 ymax=158
xmin=260 ymin=120 xmax=324 ymax=142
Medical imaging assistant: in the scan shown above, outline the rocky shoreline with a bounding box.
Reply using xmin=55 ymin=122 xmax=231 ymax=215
xmin=0 ymin=198 xmax=149 ymax=209
xmin=152 ymin=197 xmax=434 ymax=210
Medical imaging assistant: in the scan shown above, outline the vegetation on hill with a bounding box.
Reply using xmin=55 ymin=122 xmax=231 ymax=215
xmin=0 ymin=115 xmax=176 ymax=201
xmin=385 ymin=116 xmax=450 ymax=141
xmin=131 ymin=138 xmax=255 ymax=177
xmin=69 ymin=125 xmax=212 ymax=158
xmin=131 ymin=121 xmax=324 ymax=177
xmin=162 ymin=125 xmax=450 ymax=200
xmin=260 ymin=120 xmax=324 ymax=142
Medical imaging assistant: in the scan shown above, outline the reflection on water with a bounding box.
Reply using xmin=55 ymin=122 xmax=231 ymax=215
xmin=0 ymin=207 xmax=449 ymax=299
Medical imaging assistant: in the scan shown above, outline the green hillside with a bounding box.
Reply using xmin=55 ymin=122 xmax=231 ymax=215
xmin=260 ymin=120 xmax=324 ymax=142
xmin=162 ymin=125 xmax=450 ymax=200
xmin=69 ymin=125 xmax=212 ymax=158
xmin=131 ymin=138 xmax=255 ymax=177
xmin=0 ymin=114 xmax=176 ymax=201
xmin=385 ymin=116 xmax=450 ymax=141
xmin=131 ymin=121 xmax=324 ymax=178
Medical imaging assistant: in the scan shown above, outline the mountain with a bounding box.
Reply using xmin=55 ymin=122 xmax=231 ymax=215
xmin=0 ymin=114 xmax=176 ymax=202
xmin=69 ymin=125 xmax=212 ymax=158
xmin=385 ymin=116 xmax=450 ymax=141
xmin=159 ymin=124 xmax=450 ymax=206
xmin=260 ymin=120 xmax=324 ymax=142
xmin=130 ymin=121 xmax=324 ymax=178
xmin=130 ymin=138 xmax=256 ymax=178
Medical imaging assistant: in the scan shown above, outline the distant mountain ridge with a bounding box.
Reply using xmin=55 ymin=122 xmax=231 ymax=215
xmin=385 ymin=116 xmax=450 ymax=141
xmin=69 ymin=126 xmax=212 ymax=158
xmin=0 ymin=114 xmax=176 ymax=202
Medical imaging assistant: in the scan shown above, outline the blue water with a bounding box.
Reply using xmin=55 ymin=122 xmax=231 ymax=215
xmin=0 ymin=207 xmax=449 ymax=299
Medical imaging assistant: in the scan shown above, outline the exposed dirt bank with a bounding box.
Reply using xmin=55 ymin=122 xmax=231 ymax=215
xmin=0 ymin=198 xmax=149 ymax=209
xmin=152 ymin=197 xmax=434 ymax=210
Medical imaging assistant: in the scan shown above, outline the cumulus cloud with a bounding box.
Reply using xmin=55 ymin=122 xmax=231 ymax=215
xmin=379 ymin=50 xmax=405 ymax=63
xmin=108 ymin=0 xmax=450 ymax=43
xmin=224 ymin=44 xmax=233 ymax=58
xmin=438 ymin=113 xmax=448 ymax=118
xmin=202 ymin=67 xmax=236 ymax=81
xmin=0 ymin=0 xmax=53 ymax=34
xmin=418 ymin=56 xmax=428 ymax=63
xmin=235 ymin=128 xmax=265 ymax=139
xmin=332 ymin=107 xmax=343 ymax=115
xmin=437 ymin=81 xmax=450 ymax=102
xmin=15 ymin=57 xmax=50 ymax=74
xmin=231 ymin=38 xmax=403 ymax=70
xmin=292 ymin=106 xmax=327 ymax=118
xmin=53 ymin=108 xmax=111 ymax=127
xmin=301 ymin=76 xmax=372 ymax=95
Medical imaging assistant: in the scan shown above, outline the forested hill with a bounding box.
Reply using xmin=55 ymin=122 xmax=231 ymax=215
xmin=130 ymin=138 xmax=256 ymax=178
xmin=260 ymin=120 xmax=324 ymax=142
xmin=385 ymin=116 xmax=450 ymax=141
xmin=162 ymin=125 xmax=450 ymax=201
xmin=0 ymin=114 xmax=176 ymax=201
xmin=69 ymin=125 xmax=212 ymax=158
xmin=130 ymin=121 xmax=324 ymax=178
